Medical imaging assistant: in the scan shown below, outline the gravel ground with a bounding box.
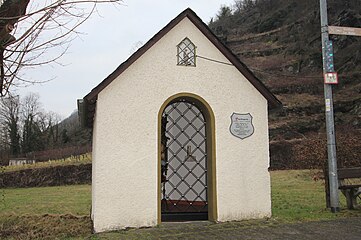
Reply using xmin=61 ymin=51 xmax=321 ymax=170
xmin=95 ymin=217 xmax=361 ymax=240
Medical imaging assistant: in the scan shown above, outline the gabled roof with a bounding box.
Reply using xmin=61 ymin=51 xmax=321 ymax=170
xmin=81 ymin=8 xmax=281 ymax=128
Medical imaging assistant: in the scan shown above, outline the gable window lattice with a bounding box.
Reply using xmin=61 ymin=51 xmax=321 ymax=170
xmin=177 ymin=38 xmax=196 ymax=66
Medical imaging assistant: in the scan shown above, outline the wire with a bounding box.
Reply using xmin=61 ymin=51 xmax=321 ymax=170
xmin=196 ymin=55 xmax=233 ymax=66
xmin=196 ymin=54 xmax=320 ymax=78
xmin=197 ymin=54 xmax=358 ymax=79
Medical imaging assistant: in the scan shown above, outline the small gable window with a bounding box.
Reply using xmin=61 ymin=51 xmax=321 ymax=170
xmin=177 ymin=38 xmax=196 ymax=66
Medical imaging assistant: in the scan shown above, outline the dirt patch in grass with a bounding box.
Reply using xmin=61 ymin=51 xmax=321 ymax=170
xmin=0 ymin=214 xmax=92 ymax=240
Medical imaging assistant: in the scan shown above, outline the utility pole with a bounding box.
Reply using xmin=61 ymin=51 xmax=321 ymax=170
xmin=319 ymin=0 xmax=340 ymax=212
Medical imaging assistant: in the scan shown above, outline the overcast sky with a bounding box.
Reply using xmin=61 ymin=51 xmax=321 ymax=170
xmin=18 ymin=0 xmax=235 ymax=119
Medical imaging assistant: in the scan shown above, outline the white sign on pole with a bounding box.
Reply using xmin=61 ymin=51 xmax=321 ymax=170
xmin=328 ymin=26 xmax=361 ymax=37
xmin=324 ymin=72 xmax=338 ymax=84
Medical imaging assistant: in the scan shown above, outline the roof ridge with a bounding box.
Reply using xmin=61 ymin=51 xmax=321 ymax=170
xmin=82 ymin=8 xmax=281 ymax=127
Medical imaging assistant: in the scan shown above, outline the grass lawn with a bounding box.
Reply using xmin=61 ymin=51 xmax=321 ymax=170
xmin=1 ymin=170 xmax=360 ymax=239
xmin=0 ymin=185 xmax=91 ymax=216
xmin=271 ymin=170 xmax=360 ymax=221
xmin=0 ymin=185 xmax=92 ymax=239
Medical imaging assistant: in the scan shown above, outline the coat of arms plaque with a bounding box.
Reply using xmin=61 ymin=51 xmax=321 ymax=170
xmin=229 ymin=113 xmax=254 ymax=139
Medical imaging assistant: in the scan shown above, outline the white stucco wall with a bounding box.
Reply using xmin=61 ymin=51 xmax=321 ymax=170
xmin=92 ymin=17 xmax=271 ymax=232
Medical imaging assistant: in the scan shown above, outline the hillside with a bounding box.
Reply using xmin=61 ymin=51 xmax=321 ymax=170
xmin=59 ymin=111 xmax=92 ymax=147
xmin=210 ymin=0 xmax=361 ymax=169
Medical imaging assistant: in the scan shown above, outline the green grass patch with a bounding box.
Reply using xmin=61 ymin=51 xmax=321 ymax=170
xmin=0 ymin=185 xmax=91 ymax=216
xmin=0 ymin=170 xmax=360 ymax=239
xmin=271 ymin=170 xmax=360 ymax=222
xmin=0 ymin=185 xmax=91 ymax=239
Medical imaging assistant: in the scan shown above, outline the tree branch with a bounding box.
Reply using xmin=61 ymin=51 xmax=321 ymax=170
xmin=0 ymin=0 xmax=122 ymax=96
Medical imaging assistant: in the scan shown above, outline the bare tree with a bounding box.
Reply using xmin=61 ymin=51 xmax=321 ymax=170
xmin=0 ymin=94 xmax=21 ymax=156
xmin=20 ymin=92 xmax=44 ymax=153
xmin=216 ymin=5 xmax=233 ymax=21
xmin=38 ymin=111 xmax=61 ymax=132
xmin=37 ymin=110 xmax=62 ymax=148
xmin=21 ymin=92 xmax=41 ymax=120
xmin=0 ymin=0 xmax=122 ymax=97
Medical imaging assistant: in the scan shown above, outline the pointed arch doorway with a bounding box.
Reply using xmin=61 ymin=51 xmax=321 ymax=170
xmin=158 ymin=93 xmax=217 ymax=222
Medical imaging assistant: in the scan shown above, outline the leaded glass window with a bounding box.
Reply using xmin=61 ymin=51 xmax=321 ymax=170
xmin=177 ymin=38 xmax=196 ymax=66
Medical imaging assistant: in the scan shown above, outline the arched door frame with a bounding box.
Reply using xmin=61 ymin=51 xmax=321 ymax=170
xmin=157 ymin=92 xmax=217 ymax=223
